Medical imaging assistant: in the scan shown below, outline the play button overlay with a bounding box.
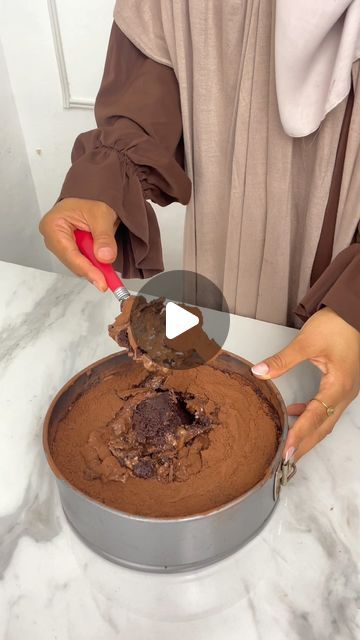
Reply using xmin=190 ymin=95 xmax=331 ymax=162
xmin=165 ymin=301 xmax=199 ymax=339
xmin=128 ymin=270 xmax=230 ymax=370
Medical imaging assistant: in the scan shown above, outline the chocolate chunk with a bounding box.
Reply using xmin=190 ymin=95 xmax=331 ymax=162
xmin=82 ymin=381 xmax=215 ymax=485
xmin=131 ymin=391 xmax=192 ymax=448
xmin=133 ymin=459 xmax=156 ymax=479
xmin=116 ymin=329 xmax=130 ymax=349
xmin=197 ymin=414 xmax=211 ymax=429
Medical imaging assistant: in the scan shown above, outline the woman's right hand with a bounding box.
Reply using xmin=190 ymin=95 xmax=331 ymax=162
xmin=39 ymin=198 xmax=119 ymax=291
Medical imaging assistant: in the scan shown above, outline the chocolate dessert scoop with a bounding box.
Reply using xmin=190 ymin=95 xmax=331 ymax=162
xmin=109 ymin=295 xmax=222 ymax=371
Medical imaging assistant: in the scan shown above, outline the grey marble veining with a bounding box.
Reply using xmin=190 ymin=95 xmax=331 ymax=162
xmin=0 ymin=260 xmax=359 ymax=640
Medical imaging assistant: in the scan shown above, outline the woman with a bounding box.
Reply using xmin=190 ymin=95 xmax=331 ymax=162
xmin=39 ymin=0 xmax=360 ymax=463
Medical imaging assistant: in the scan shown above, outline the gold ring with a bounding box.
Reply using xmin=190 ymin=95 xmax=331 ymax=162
xmin=313 ymin=397 xmax=335 ymax=417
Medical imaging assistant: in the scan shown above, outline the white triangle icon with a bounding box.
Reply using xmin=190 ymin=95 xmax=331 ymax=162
xmin=165 ymin=301 xmax=199 ymax=340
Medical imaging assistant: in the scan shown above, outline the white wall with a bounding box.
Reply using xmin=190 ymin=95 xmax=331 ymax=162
xmin=0 ymin=0 xmax=185 ymax=281
xmin=0 ymin=37 xmax=53 ymax=271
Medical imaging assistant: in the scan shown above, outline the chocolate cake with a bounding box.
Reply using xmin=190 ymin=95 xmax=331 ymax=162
xmin=51 ymin=296 xmax=281 ymax=517
xmin=51 ymin=364 xmax=281 ymax=518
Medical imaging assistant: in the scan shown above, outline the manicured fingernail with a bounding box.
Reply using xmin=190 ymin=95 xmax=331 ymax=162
xmin=97 ymin=247 xmax=113 ymax=260
xmin=251 ymin=362 xmax=270 ymax=377
xmin=284 ymin=447 xmax=296 ymax=463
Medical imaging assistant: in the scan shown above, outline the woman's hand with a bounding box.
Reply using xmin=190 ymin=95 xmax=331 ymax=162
xmin=39 ymin=198 xmax=119 ymax=291
xmin=251 ymin=307 xmax=360 ymax=461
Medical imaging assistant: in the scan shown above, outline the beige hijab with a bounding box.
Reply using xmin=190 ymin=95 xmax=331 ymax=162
xmin=114 ymin=0 xmax=360 ymax=324
xmin=115 ymin=0 xmax=360 ymax=137
xmin=275 ymin=0 xmax=360 ymax=136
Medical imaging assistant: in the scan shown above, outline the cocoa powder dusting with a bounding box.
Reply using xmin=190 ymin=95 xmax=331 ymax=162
xmin=51 ymin=359 xmax=280 ymax=518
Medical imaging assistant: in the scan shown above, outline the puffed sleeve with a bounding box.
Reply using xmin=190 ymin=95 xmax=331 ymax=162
xmin=59 ymin=22 xmax=191 ymax=278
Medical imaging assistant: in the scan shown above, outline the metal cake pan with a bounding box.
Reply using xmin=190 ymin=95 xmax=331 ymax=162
xmin=43 ymin=350 xmax=294 ymax=573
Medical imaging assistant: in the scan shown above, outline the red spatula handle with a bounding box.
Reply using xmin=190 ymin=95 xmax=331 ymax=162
xmin=74 ymin=229 xmax=129 ymax=302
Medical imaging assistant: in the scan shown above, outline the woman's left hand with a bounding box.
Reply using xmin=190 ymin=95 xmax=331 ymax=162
xmin=251 ymin=307 xmax=360 ymax=462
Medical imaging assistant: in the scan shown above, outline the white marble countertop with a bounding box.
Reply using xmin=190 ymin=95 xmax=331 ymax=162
xmin=0 ymin=260 xmax=359 ymax=640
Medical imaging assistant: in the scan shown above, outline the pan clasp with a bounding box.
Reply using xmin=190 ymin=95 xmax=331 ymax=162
xmin=273 ymin=459 xmax=297 ymax=500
